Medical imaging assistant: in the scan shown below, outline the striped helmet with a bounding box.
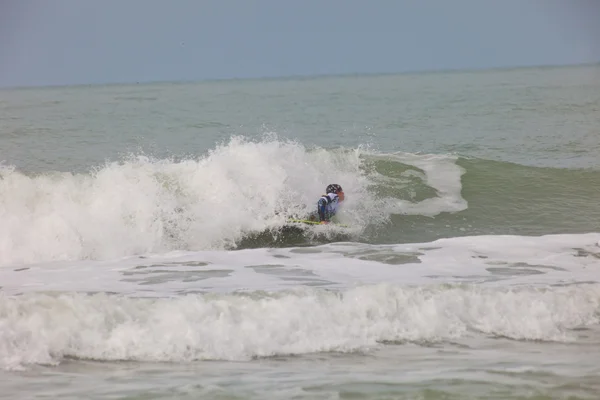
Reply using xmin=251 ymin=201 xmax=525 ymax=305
xmin=326 ymin=184 xmax=343 ymax=194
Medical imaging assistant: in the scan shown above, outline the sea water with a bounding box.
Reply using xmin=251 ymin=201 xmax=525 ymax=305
xmin=1 ymin=64 xmax=600 ymax=399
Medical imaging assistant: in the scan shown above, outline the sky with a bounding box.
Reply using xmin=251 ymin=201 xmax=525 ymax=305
xmin=1 ymin=0 xmax=599 ymax=87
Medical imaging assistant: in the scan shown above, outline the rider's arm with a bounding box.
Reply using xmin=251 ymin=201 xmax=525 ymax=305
xmin=317 ymin=197 xmax=329 ymax=221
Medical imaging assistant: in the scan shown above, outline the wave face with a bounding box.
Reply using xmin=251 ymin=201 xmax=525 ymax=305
xmin=0 ymin=136 xmax=467 ymax=266
xmin=1 ymin=283 xmax=599 ymax=370
xmin=363 ymin=153 xmax=600 ymax=244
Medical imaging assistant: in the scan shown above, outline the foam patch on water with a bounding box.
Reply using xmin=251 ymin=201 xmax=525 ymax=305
xmin=1 ymin=283 xmax=599 ymax=370
xmin=2 ymin=233 xmax=600 ymax=296
xmin=369 ymin=152 xmax=467 ymax=217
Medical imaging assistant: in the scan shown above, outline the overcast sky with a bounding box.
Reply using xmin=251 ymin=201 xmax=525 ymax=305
xmin=1 ymin=0 xmax=599 ymax=87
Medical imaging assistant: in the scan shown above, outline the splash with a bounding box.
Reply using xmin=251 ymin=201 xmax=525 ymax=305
xmin=0 ymin=137 xmax=376 ymax=265
xmin=369 ymin=152 xmax=468 ymax=217
xmin=0 ymin=136 xmax=468 ymax=266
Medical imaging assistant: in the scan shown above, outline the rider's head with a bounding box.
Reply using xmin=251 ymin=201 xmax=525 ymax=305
xmin=326 ymin=184 xmax=344 ymax=201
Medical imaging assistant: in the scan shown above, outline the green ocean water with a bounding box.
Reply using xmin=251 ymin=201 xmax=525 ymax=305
xmin=1 ymin=64 xmax=600 ymax=399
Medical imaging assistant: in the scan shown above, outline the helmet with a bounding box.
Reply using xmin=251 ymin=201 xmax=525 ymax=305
xmin=326 ymin=184 xmax=343 ymax=194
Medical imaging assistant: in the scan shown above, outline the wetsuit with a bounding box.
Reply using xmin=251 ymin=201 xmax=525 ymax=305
xmin=317 ymin=192 xmax=341 ymax=222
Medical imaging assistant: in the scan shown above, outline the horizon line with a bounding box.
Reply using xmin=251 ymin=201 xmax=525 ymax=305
xmin=1 ymin=60 xmax=599 ymax=91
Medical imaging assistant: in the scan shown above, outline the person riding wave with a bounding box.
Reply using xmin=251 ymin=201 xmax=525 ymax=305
xmin=316 ymin=184 xmax=345 ymax=224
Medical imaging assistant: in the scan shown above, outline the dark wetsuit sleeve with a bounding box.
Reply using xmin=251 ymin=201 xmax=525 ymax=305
xmin=317 ymin=197 xmax=329 ymax=221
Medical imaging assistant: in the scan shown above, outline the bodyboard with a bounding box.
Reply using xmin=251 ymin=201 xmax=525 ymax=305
xmin=287 ymin=219 xmax=349 ymax=228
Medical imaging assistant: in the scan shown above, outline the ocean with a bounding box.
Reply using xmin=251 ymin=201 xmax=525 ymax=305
xmin=1 ymin=64 xmax=600 ymax=399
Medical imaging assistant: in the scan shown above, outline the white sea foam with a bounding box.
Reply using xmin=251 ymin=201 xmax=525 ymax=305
xmin=1 ymin=231 xmax=599 ymax=371
xmin=371 ymin=152 xmax=468 ymax=217
xmin=1 ymin=283 xmax=599 ymax=370
xmin=2 ymin=233 xmax=599 ymax=296
xmin=0 ymin=137 xmax=369 ymax=265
